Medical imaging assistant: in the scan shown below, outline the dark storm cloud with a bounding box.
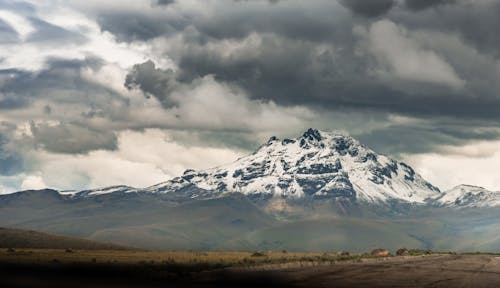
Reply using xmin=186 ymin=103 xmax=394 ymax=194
xmin=191 ymin=2 xmax=352 ymax=42
xmin=97 ymin=1 xmax=349 ymax=42
xmin=175 ymin=34 xmax=380 ymax=108
xmin=391 ymin=1 xmax=500 ymax=58
xmin=30 ymin=122 xmax=118 ymax=154
xmin=170 ymin=28 xmax=500 ymax=122
xmin=356 ymin=120 xmax=500 ymax=156
xmin=154 ymin=1 xmax=500 ymax=123
xmin=125 ymin=60 xmax=177 ymax=107
xmin=0 ymin=69 xmax=33 ymax=109
xmin=340 ymin=0 xmax=395 ymax=17
xmin=340 ymin=0 xmax=456 ymax=16
xmin=98 ymin=0 xmax=500 ymax=156
xmin=0 ymin=58 xmax=131 ymax=155
xmin=96 ymin=12 xmax=183 ymax=42
xmin=404 ymin=0 xmax=457 ymax=11
xmin=4 ymin=0 xmax=500 ymax=158
xmin=0 ymin=58 xmax=126 ymax=110
xmin=155 ymin=0 xmax=175 ymax=5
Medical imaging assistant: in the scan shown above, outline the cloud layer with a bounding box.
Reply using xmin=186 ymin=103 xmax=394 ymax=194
xmin=1 ymin=0 xmax=500 ymax=192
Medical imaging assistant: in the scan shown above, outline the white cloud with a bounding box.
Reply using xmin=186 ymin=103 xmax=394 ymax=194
xmin=168 ymin=75 xmax=314 ymax=132
xmin=0 ymin=3 xmax=174 ymax=71
xmin=21 ymin=175 xmax=47 ymax=190
xmin=0 ymin=10 xmax=34 ymax=40
xmin=358 ymin=20 xmax=465 ymax=89
xmin=404 ymin=140 xmax=500 ymax=191
xmin=30 ymin=129 xmax=243 ymax=190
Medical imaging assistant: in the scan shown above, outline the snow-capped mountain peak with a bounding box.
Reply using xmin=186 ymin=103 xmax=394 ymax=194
xmin=436 ymin=184 xmax=500 ymax=208
xmin=147 ymin=128 xmax=440 ymax=204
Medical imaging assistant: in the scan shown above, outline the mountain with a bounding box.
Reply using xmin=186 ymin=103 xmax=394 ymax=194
xmin=436 ymin=184 xmax=500 ymax=208
xmin=2 ymin=128 xmax=500 ymax=252
xmin=147 ymin=129 xmax=441 ymax=205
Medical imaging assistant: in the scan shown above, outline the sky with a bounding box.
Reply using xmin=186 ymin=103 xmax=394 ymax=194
xmin=1 ymin=0 xmax=500 ymax=193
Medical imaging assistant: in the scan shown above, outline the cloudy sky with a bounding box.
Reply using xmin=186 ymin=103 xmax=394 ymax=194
xmin=1 ymin=0 xmax=500 ymax=193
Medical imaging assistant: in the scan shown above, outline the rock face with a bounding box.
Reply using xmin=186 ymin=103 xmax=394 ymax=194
xmin=147 ymin=128 xmax=441 ymax=204
xmin=435 ymin=185 xmax=500 ymax=208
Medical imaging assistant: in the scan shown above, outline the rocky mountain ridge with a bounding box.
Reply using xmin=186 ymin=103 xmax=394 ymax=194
xmin=147 ymin=128 xmax=441 ymax=205
xmin=6 ymin=129 xmax=500 ymax=209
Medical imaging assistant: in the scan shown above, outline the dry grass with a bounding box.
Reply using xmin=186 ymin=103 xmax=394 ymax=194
xmin=0 ymin=249 xmax=434 ymax=287
xmin=0 ymin=249 xmax=386 ymax=268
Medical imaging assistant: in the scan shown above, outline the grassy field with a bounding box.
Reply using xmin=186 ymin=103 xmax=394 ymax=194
xmin=1 ymin=248 xmax=486 ymax=288
xmin=0 ymin=248 xmax=380 ymax=267
xmin=0 ymin=248 xmax=395 ymax=288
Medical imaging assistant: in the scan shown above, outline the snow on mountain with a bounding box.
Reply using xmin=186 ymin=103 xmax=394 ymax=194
xmin=58 ymin=185 xmax=138 ymax=197
xmin=435 ymin=184 xmax=500 ymax=208
xmin=147 ymin=129 xmax=441 ymax=204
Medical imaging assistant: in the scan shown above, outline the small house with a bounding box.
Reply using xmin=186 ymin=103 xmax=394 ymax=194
xmin=371 ymin=248 xmax=390 ymax=256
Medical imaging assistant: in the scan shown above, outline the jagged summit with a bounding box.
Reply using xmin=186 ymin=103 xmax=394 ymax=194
xmin=266 ymin=128 xmax=351 ymax=145
xmin=147 ymin=128 xmax=441 ymax=204
xmin=301 ymin=127 xmax=324 ymax=141
xmin=259 ymin=129 xmax=363 ymax=159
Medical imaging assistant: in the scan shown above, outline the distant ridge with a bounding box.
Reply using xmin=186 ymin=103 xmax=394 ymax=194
xmin=436 ymin=185 xmax=500 ymax=208
xmin=0 ymin=227 xmax=135 ymax=250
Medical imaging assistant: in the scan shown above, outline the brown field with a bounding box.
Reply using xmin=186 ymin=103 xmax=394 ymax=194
xmin=0 ymin=248 xmax=368 ymax=266
xmin=1 ymin=249 xmax=500 ymax=287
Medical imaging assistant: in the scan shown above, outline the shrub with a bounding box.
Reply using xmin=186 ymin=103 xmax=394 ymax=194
xmin=408 ymin=249 xmax=433 ymax=256
xmin=251 ymin=251 xmax=266 ymax=257
xmin=396 ymin=248 xmax=409 ymax=256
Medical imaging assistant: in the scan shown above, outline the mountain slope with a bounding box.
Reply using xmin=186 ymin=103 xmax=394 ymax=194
xmin=436 ymin=185 xmax=500 ymax=208
xmin=0 ymin=190 xmax=277 ymax=250
xmin=147 ymin=129 xmax=440 ymax=204
xmin=0 ymin=227 xmax=134 ymax=250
